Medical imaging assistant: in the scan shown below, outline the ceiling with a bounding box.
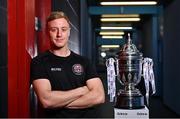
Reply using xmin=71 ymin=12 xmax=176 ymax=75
xmin=87 ymin=0 xmax=174 ymax=36
xmin=85 ymin=0 xmax=175 ymax=66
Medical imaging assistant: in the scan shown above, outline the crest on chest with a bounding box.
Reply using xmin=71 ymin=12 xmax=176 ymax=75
xmin=72 ymin=64 xmax=84 ymax=75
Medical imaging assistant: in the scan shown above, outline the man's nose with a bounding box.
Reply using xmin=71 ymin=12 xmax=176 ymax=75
xmin=57 ymin=30 xmax=62 ymax=37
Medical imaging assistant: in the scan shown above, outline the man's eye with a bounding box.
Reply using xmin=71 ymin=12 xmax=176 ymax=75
xmin=50 ymin=28 xmax=57 ymax=32
xmin=62 ymin=28 xmax=68 ymax=32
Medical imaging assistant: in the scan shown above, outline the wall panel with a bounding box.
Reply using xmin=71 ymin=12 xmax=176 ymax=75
xmin=163 ymin=0 xmax=180 ymax=115
xmin=0 ymin=0 xmax=8 ymax=117
xmin=8 ymin=0 xmax=35 ymax=117
xmin=35 ymin=0 xmax=51 ymax=53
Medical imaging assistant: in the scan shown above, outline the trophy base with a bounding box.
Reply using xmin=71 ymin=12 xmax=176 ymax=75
xmin=115 ymin=93 xmax=145 ymax=109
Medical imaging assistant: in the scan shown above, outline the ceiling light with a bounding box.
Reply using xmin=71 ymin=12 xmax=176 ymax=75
xmin=101 ymin=23 xmax=132 ymax=27
xmin=100 ymin=31 xmax=124 ymax=35
xmin=101 ymin=52 xmax=106 ymax=58
xmin=100 ymin=1 xmax=157 ymax=6
xmin=101 ymin=26 xmax=133 ymax=30
xmin=101 ymin=14 xmax=140 ymax=18
xmin=101 ymin=18 xmax=140 ymax=22
xmin=102 ymin=36 xmax=123 ymax=39
xmin=101 ymin=45 xmax=120 ymax=48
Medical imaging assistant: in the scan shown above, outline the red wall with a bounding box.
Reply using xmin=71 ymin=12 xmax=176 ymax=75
xmin=36 ymin=0 xmax=51 ymax=53
xmin=8 ymin=0 xmax=51 ymax=117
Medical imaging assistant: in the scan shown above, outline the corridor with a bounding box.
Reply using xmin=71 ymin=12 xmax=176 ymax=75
xmin=1 ymin=0 xmax=180 ymax=118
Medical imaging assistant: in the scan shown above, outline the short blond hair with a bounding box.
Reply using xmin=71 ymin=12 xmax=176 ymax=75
xmin=46 ymin=11 xmax=70 ymax=25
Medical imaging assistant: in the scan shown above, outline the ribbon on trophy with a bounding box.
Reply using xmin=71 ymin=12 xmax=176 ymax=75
xmin=106 ymin=58 xmax=116 ymax=102
xmin=142 ymin=58 xmax=156 ymax=105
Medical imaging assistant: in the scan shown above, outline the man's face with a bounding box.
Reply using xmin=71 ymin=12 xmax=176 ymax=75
xmin=47 ymin=18 xmax=70 ymax=49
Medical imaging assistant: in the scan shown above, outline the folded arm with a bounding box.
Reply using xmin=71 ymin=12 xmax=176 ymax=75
xmin=32 ymin=79 xmax=89 ymax=109
xmin=66 ymin=78 xmax=105 ymax=109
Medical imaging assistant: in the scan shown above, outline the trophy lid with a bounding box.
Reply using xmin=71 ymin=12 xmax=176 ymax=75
xmin=119 ymin=33 xmax=142 ymax=59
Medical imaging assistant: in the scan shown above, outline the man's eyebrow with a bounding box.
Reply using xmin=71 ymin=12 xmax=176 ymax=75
xmin=61 ymin=26 xmax=70 ymax=28
xmin=49 ymin=26 xmax=58 ymax=29
xmin=49 ymin=26 xmax=69 ymax=28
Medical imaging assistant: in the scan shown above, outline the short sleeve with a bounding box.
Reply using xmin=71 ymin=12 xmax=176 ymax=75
xmin=85 ymin=59 xmax=99 ymax=80
xmin=30 ymin=58 xmax=49 ymax=83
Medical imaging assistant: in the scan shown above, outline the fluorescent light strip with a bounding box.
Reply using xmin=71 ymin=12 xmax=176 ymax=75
xmin=100 ymin=31 xmax=124 ymax=35
xmin=100 ymin=1 xmax=157 ymax=6
xmin=101 ymin=18 xmax=140 ymax=22
xmin=101 ymin=45 xmax=120 ymax=48
xmin=102 ymin=36 xmax=123 ymax=39
xmin=101 ymin=26 xmax=133 ymax=30
xmin=101 ymin=14 xmax=139 ymax=18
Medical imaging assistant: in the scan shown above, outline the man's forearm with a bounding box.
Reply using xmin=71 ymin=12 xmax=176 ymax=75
xmin=66 ymin=78 xmax=105 ymax=109
xmin=38 ymin=86 xmax=89 ymax=108
xmin=66 ymin=89 xmax=105 ymax=109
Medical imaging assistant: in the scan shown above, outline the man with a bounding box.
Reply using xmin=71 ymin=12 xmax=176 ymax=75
xmin=31 ymin=11 xmax=105 ymax=118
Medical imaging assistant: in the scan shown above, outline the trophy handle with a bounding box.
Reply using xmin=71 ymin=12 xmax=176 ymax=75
xmin=115 ymin=58 xmax=124 ymax=85
xmin=115 ymin=58 xmax=119 ymax=77
xmin=106 ymin=58 xmax=116 ymax=102
xmin=106 ymin=58 xmax=118 ymax=77
xmin=142 ymin=57 xmax=156 ymax=105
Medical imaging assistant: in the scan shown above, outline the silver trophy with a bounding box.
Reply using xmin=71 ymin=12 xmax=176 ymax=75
xmin=106 ymin=33 xmax=155 ymax=109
